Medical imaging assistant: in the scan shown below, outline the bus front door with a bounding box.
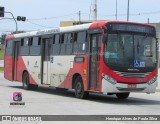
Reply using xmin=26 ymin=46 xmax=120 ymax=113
xmin=89 ymin=34 xmax=101 ymax=90
xmin=13 ymin=41 xmax=20 ymax=81
xmin=42 ymin=38 xmax=51 ymax=85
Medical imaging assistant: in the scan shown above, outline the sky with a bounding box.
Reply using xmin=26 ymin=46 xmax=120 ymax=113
xmin=0 ymin=0 xmax=160 ymax=34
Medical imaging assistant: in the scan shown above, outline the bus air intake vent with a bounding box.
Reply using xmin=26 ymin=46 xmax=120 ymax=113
xmin=114 ymin=71 xmax=152 ymax=78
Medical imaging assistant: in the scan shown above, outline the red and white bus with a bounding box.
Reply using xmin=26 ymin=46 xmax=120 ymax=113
xmin=4 ymin=21 xmax=158 ymax=99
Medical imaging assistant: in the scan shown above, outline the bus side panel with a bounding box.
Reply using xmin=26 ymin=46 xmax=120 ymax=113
xmin=4 ymin=56 xmax=13 ymax=81
xmin=58 ymin=55 xmax=89 ymax=91
xmin=18 ymin=56 xmax=40 ymax=85
xmin=50 ymin=55 xmax=75 ymax=88
xmin=16 ymin=56 xmax=27 ymax=83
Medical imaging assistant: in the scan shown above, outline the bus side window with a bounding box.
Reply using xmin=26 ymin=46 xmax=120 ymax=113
xmin=60 ymin=33 xmax=68 ymax=55
xmin=24 ymin=38 xmax=29 ymax=46
xmin=5 ymin=40 xmax=13 ymax=56
xmin=61 ymin=34 xmax=65 ymax=44
xmin=66 ymin=33 xmax=73 ymax=55
xmin=19 ymin=38 xmax=29 ymax=55
xmin=38 ymin=37 xmax=41 ymax=45
xmin=21 ymin=39 xmax=24 ymax=46
xmin=73 ymin=32 xmax=77 ymax=43
xmin=73 ymin=31 xmax=86 ymax=54
xmin=29 ymin=37 xmax=41 ymax=55
xmin=29 ymin=37 xmax=33 ymax=46
xmin=52 ymin=34 xmax=60 ymax=55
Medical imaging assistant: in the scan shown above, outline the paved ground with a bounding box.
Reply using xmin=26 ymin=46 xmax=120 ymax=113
xmin=157 ymin=69 xmax=160 ymax=90
xmin=0 ymin=70 xmax=160 ymax=124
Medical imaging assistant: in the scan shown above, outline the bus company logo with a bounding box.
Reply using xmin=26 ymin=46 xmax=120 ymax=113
xmin=10 ymin=92 xmax=25 ymax=106
xmin=13 ymin=92 xmax=22 ymax=101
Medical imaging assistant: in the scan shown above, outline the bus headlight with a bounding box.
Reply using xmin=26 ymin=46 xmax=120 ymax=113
xmin=103 ymin=74 xmax=117 ymax=85
xmin=147 ymin=76 xmax=157 ymax=85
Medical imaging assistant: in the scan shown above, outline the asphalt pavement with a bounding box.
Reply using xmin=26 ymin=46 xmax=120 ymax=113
xmin=0 ymin=68 xmax=160 ymax=124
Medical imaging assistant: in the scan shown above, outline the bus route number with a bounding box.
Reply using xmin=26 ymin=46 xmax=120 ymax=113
xmin=50 ymin=57 xmax=54 ymax=63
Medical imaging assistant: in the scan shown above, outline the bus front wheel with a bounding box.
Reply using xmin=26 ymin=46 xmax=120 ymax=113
xmin=74 ymin=76 xmax=88 ymax=99
xmin=116 ymin=93 xmax=130 ymax=99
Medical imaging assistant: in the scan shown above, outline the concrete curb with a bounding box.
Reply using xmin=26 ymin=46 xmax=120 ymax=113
xmin=156 ymin=89 xmax=160 ymax=92
xmin=0 ymin=60 xmax=4 ymax=67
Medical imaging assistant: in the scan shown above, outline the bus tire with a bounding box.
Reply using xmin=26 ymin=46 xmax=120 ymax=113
xmin=74 ymin=76 xmax=88 ymax=99
xmin=22 ymin=72 xmax=38 ymax=90
xmin=30 ymin=84 xmax=38 ymax=90
xmin=22 ymin=72 xmax=31 ymax=90
xmin=116 ymin=92 xmax=130 ymax=99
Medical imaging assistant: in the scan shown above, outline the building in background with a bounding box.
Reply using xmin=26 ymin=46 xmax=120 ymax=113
xmin=60 ymin=20 xmax=106 ymax=27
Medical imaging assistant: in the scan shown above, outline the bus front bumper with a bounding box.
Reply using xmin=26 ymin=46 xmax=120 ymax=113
xmin=102 ymin=76 xmax=158 ymax=94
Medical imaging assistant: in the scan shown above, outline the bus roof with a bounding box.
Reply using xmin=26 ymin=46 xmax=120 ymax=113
xmin=6 ymin=20 xmax=155 ymax=40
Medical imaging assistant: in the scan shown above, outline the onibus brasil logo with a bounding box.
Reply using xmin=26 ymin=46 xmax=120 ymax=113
xmin=10 ymin=92 xmax=25 ymax=106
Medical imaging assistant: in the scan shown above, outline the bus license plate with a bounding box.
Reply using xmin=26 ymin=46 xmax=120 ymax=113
xmin=128 ymin=84 xmax=137 ymax=89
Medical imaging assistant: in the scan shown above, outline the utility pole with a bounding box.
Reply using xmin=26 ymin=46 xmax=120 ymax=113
xmin=116 ymin=0 xmax=117 ymax=20
xmin=127 ymin=0 xmax=130 ymax=21
xmin=91 ymin=0 xmax=97 ymax=20
xmin=78 ymin=11 xmax=81 ymax=24
xmin=94 ymin=0 xmax=97 ymax=20
xmin=148 ymin=18 xmax=150 ymax=24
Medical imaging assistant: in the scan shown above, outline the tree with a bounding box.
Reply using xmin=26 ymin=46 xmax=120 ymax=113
xmin=0 ymin=34 xmax=7 ymax=44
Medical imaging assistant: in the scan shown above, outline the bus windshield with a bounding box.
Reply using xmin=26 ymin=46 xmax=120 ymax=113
xmin=104 ymin=33 xmax=157 ymax=68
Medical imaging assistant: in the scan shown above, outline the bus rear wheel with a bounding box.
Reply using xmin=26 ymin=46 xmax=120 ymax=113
xmin=22 ymin=72 xmax=38 ymax=90
xmin=74 ymin=76 xmax=88 ymax=99
xmin=116 ymin=93 xmax=130 ymax=99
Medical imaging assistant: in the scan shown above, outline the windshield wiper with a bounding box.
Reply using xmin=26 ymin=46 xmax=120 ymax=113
xmin=137 ymin=40 xmax=140 ymax=54
xmin=117 ymin=33 xmax=125 ymax=56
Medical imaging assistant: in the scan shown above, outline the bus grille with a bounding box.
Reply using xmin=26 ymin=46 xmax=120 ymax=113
xmin=114 ymin=71 xmax=152 ymax=78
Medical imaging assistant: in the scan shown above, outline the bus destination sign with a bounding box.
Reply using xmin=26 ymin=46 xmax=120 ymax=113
xmin=108 ymin=23 xmax=155 ymax=35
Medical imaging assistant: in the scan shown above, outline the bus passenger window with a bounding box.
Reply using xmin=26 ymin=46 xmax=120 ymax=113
xmin=29 ymin=38 xmax=33 ymax=46
xmin=51 ymin=34 xmax=60 ymax=55
xmin=55 ymin=35 xmax=60 ymax=44
xmin=60 ymin=33 xmax=68 ymax=55
xmin=23 ymin=38 xmax=28 ymax=46
xmin=38 ymin=37 xmax=41 ymax=45
xmin=73 ymin=31 xmax=87 ymax=54
xmin=61 ymin=34 xmax=65 ymax=44
xmin=21 ymin=39 xmax=24 ymax=46
xmin=73 ymin=32 xmax=77 ymax=42
xmin=64 ymin=34 xmax=68 ymax=43
xmin=29 ymin=37 xmax=41 ymax=56
xmin=19 ymin=38 xmax=29 ymax=55
xmin=77 ymin=31 xmax=86 ymax=43
xmin=65 ymin=33 xmax=73 ymax=55
xmin=5 ymin=40 xmax=13 ymax=56
xmin=53 ymin=35 xmax=55 ymax=44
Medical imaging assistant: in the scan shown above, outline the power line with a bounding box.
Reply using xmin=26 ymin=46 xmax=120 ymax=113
xmin=27 ymin=13 xmax=78 ymax=21
xmin=0 ymin=20 xmax=13 ymax=23
xmin=26 ymin=20 xmax=57 ymax=28
xmin=99 ymin=10 xmax=160 ymax=18
xmin=1 ymin=10 xmax=160 ymax=22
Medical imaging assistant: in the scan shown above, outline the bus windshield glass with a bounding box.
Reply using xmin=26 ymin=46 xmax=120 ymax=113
xmin=104 ymin=33 xmax=157 ymax=68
